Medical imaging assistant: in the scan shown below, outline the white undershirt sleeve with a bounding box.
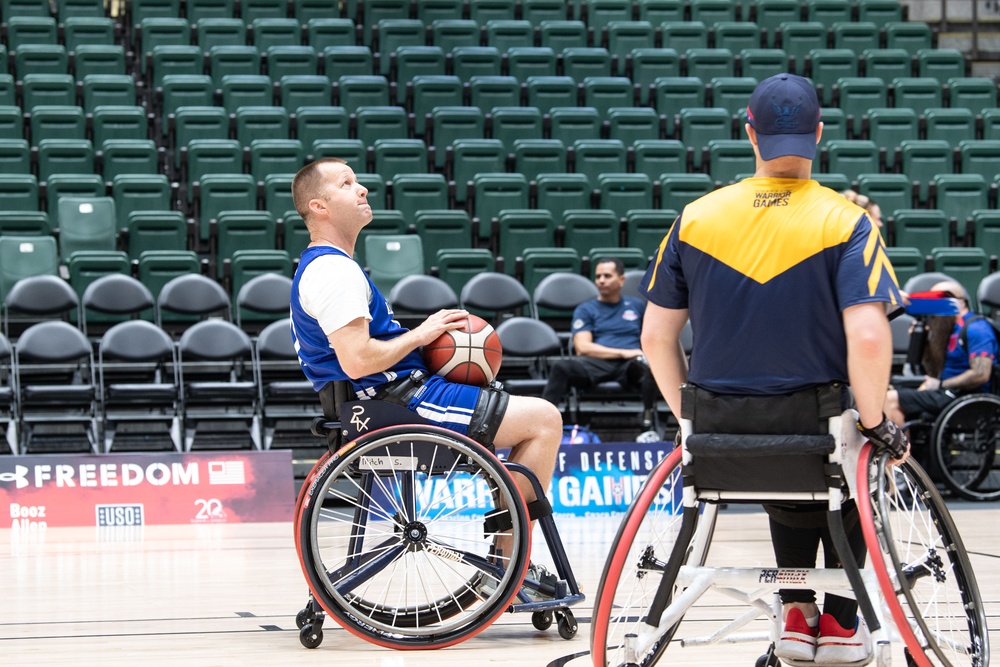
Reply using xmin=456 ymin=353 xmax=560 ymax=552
xmin=298 ymin=253 xmax=372 ymax=335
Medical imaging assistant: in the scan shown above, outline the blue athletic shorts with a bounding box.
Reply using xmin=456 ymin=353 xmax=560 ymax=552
xmin=406 ymin=375 xmax=482 ymax=436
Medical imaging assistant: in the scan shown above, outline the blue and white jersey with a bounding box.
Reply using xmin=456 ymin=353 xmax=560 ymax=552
xmin=290 ymin=245 xmax=425 ymax=396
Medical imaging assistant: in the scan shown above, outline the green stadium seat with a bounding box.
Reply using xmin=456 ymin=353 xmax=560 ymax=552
xmin=56 ymin=196 xmax=117 ymax=262
xmin=660 ymin=21 xmax=708 ymax=52
xmin=706 ymin=139 xmax=755 ymax=186
xmin=511 ymin=139 xmax=565 ymax=182
xmin=112 ymin=174 xmax=172 ymax=225
xmin=0 ymin=235 xmax=59 ymax=306
xmin=866 ymin=107 xmax=918 ymax=169
xmin=125 ymin=211 xmax=188 ymax=259
xmin=539 ymin=21 xmax=588 ymax=53
xmin=891 ymin=77 xmax=942 ymax=117
xmin=607 ymin=21 xmax=656 ymax=75
xmin=295 ymin=106 xmax=350 ymax=148
xmin=836 ymin=77 xmax=888 ymax=138
xmin=654 ymin=77 xmax=705 ymax=137
xmin=0 ymin=139 xmax=30 ymax=175
xmin=861 ymin=48 xmax=913 ymax=82
xmin=524 ymin=75 xmax=579 ymax=112
xmin=354 ymin=105 xmax=408 ymax=146
xmin=807 ymin=49 xmax=856 ymax=105
xmin=222 ymin=74 xmax=275 ymax=110
xmin=413 ymin=210 xmax=473 ymax=263
xmin=363 ymin=234 xmax=424 ymax=295
xmin=924 ymin=107 xmax=976 ymax=145
xmin=738 ymin=48 xmax=787 ymax=81
xmin=659 ymin=173 xmax=714 ymax=212
xmin=562 ymin=47 xmax=613 ymax=81
xmin=451 ymin=46 xmax=503 ymax=80
xmin=253 ymin=18 xmax=301 ymax=51
xmin=22 ymin=73 xmax=77 ymax=108
xmin=856 ymin=173 xmax=914 ymax=219
xmin=899 ymin=139 xmax=953 ymax=205
xmin=195 ymin=172 xmax=257 ymax=241
xmin=916 ymin=48 xmax=967 ymax=84
xmin=470 ymin=172 xmax=529 ymax=240
xmin=970 ymin=210 xmax=1000 ymax=258
xmin=625 ymin=208 xmax=674 ymax=257
xmin=448 ymin=139 xmax=505 ymax=193
xmin=410 ymin=75 xmax=463 ymax=136
xmin=930 ymin=247 xmax=989 ymax=309
xmin=37 ymin=138 xmax=94 ymax=182
xmin=266 ymin=45 xmax=318 ymax=80
xmin=572 ymin=139 xmax=627 ymax=185
xmin=824 ymin=139 xmax=879 ymax=183
xmin=777 ymin=22 xmax=826 ymax=74
xmin=596 ymin=174 xmax=654 ymax=218
xmin=214 ymin=211 xmax=278 ymax=278
xmin=630 ymin=48 xmax=680 ymax=105
xmin=489 ymin=106 xmax=545 ymax=150
xmin=485 ymin=20 xmax=534 ymax=54
xmin=429 ymin=106 xmax=485 ymax=168
xmin=373 ymin=138 xmax=428 ymax=182
xmin=468 ymin=76 xmax=522 ymax=112
xmin=495 ymin=209 xmax=557 ymax=274
xmin=832 ymin=21 xmax=879 ymax=54
xmin=429 ymin=19 xmax=480 ymax=54
xmin=884 ymin=21 xmax=932 ymax=52
xmin=891 ymin=209 xmax=950 ymax=257
xmin=947 ymin=77 xmax=998 ymax=114
xmin=196 ymin=17 xmax=247 ymax=50
xmin=208 ymin=45 xmax=262 ymax=86
xmin=389 ymin=173 xmax=449 ymax=226
xmin=713 ymin=22 xmax=760 ymax=54
xmin=679 ymin=107 xmax=733 ymax=169
xmin=633 ymin=139 xmax=686 ymax=179
xmin=101 ymin=139 xmax=159 ymax=182
xmin=74 ymin=45 xmax=127 ymax=79
xmin=930 ymin=174 xmax=988 ymax=231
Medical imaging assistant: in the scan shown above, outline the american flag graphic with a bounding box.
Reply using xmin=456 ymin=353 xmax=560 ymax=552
xmin=208 ymin=460 xmax=246 ymax=485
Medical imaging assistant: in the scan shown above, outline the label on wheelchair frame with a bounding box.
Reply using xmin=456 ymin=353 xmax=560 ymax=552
xmin=359 ymin=455 xmax=418 ymax=472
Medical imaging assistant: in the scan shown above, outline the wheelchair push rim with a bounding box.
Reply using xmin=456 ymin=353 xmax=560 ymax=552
xmin=857 ymin=443 xmax=990 ymax=667
xmin=295 ymin=425 xmax=531 ymax=649
xmin=932 ymin=393 xmax=1000 ymax=502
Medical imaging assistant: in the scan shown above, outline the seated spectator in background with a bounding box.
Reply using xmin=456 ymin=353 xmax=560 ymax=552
xmin=841 ymin=190 xmax=882 ymax=229
xmin=541 ymin=258 xmax=661 ymax=429
xmin=885 ymin=280 xmax=998 ymax=427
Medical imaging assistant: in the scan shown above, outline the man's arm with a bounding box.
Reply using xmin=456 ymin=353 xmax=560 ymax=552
xmin=327 ymin=310 xmax=469 ymax=380
xmin=922 ymin=357 xmax=992 ymax=392
xmin=573 ymin=330 xmax=643 ymax=359
xmin=640 ymin=303 xmax=689 ymax=417
xmin=843 ymin=302 xmax=893 ymax=429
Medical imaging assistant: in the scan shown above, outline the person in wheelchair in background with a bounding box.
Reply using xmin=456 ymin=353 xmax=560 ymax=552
xmin=884 ymin=279 xmax=998 ymax=430
xmin=288 ymin=157 xmax=563 ymax=583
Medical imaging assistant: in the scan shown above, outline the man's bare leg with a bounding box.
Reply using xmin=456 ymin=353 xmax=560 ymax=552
xmin=489 ymin=395 xmax=563 ymax=567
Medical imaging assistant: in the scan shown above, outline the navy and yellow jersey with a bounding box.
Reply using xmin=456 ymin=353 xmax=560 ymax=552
xmin=641 ymin=177 xmax=902 ymax=395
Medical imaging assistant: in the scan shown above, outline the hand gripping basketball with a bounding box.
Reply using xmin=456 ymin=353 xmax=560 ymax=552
xmin=857 ymin=415 xmax=910 ymax=460
xmin=423 ymin=314 xmax=503 ymax=386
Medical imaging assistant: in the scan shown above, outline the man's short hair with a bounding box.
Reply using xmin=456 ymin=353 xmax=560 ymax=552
xmin=291 ymin=157 xmax=345 ymax=221
xmin=594 ymin=257 xmax=625 ymax=276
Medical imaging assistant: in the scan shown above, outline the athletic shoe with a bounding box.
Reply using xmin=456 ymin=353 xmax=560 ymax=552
xmin=522 ymin=563 xmax=559 ymax=602
xmin=774 ymin=607 xmax=819 ymax=662
xmin=814 ymin=613 xmax=873 ymax=664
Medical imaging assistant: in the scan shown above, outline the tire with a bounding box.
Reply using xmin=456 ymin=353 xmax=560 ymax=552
xmin=590 ymin=448 xmax=714 ymax=667
xmin=857 ymin=444 xmax=990 ymax=667
xmin=932 ymin=393 xmax=1000 ymax=502
xmin=295 ymin=425 xmax=530 ymax=649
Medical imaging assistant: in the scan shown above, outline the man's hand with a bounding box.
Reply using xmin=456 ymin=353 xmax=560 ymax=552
xmin=919 ymin=375 xmax=940 ymax=391
xmin=411 ymin=309 xmax=469 ymax=346
xmin=858 ymin=415 xmax=910 ymax=461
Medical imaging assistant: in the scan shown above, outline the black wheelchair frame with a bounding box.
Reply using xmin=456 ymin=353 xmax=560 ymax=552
xmin=293 ymin=382 xmax=584 ymax=650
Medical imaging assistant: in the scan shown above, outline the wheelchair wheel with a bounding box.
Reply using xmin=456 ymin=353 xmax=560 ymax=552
xmin=932 ymin=393 xmax=1000 ymax=502
xmin=296 ymin=425 xmax=531 ymax=649
xmin=857 ymin=444 xmax=989 ymax=667
xmin=590 ymin=447 xmax=715 ymax=667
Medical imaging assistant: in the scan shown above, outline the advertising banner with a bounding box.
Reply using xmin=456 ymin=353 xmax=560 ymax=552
xmin=0 ymin=450 xmax=294 ymax=530
xmin=547 ymin=440 xmax=676 ymax=516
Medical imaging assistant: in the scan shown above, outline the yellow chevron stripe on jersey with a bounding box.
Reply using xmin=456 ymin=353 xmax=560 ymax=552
xmin=863 ymin=224 xmax=900 ymax=301
xmin=678 ymin=178 xmax=865 ymax=285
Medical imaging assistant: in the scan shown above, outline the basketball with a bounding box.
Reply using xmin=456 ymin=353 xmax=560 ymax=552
xmin=423 ymin=314 xmax=503 ymax=385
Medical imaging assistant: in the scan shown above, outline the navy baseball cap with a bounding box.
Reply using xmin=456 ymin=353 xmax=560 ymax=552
xmin=747 ymin=73 xmax=821 ymax=161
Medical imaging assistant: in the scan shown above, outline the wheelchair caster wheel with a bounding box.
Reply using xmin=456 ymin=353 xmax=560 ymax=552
xmin=755 ymin=645 xmax=780 ymax=667
xmin=300 ymin=623 xmax=323 ymax=649
xmin=531 ymin=610 xmax=553 ymax=631
xmin=555 ymin=609 xmax=577 ymax=640
xmin=295 ymin=608 xmax=309 ymax=629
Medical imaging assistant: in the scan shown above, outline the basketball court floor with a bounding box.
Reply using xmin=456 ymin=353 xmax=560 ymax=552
xmin=4 ymin=504 xmax=999 ymax=666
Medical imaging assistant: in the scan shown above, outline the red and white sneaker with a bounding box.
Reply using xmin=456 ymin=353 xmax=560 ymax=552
xmin=774 ymin=607 xmax=819 ymax=662
xmin=815 ymin=613 xmax=873 ymax=664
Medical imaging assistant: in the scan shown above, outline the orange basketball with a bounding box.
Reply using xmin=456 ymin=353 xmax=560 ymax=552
xmin=423 ymin=314 xmax=503 ymax=386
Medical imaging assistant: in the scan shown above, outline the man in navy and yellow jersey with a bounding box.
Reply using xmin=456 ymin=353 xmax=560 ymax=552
xmin=639 ymin=74 xmax=909 ymax=665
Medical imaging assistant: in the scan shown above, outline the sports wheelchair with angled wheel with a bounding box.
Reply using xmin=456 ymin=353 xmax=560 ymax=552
xmin=895 ymin=312 xmax=1000 ymax=502
xmin=293 ymin=381 xmax=584 ymax=650
xmin=590 ymin=383 xmax=988 ymax=667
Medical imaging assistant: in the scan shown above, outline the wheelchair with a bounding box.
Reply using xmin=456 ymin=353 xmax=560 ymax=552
xmin=897 ymin=316 xmax=1000 ymax=502
xmin=293 ymin=382 xmax=584 ymax=650
xmin=590 ymin=384 xmax=988 ymax=667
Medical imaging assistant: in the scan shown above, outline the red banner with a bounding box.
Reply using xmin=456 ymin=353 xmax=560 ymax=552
xmin=0 ymin=450 xmax=294 ymax=530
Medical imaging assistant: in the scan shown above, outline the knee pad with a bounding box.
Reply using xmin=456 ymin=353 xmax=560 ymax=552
xmin=467 ymin=382 xmax=509 ymax=448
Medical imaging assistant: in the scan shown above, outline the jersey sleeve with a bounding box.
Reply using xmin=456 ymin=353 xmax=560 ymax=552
xmin=640 ymin=217 xmax=688 ymax=309
xmin=965 ymin=319 xmax=998 ymax=361
xmin=299 ymin=254 xmax=372 ymax=334
xmin=571 ymin=300 xmax=596 ymax=334
xmin=834 ymin=216 xmax=902 ymax=311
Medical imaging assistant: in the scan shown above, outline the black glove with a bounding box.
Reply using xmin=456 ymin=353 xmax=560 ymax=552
xmin=858 ymin=415 xmax=910 ymax=460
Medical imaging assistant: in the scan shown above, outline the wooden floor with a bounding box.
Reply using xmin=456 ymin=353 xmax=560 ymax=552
xmin=3 ymin=504 xmax=998 ymax=667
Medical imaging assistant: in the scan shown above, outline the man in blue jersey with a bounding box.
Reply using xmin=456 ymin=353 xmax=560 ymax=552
xmin=288 ymin=158 xmax=562 ymax=573
xmin=885 ymin=280 xmax=998 ymax=426
xmin=541 ymin=257 xmax=660 ymax=428
xmin=639 ymin=74 xmax=909 ymax=665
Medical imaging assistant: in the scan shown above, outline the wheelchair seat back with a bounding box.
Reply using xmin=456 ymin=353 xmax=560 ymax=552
xmin=681 ymin=383 xmax=847 ymax=495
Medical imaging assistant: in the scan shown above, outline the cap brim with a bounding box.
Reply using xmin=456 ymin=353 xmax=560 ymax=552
xmin=756 ymin=132 xmax=817 ymax=161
